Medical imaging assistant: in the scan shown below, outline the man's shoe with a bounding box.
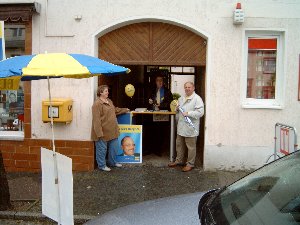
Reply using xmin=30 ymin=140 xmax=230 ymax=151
xmin=182 ymin=165 xmax=193 ymax=172
xmin=168 ymin=162 xmax=179 ymax=167
xmin=115 ymin=163 xmax=122 ymax=168
xmin=101 ymin=166 xmax=111 ymax=172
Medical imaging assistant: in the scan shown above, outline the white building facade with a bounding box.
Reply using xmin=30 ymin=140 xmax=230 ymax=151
xmin=1 ymin=0 xmax=300 ymax=171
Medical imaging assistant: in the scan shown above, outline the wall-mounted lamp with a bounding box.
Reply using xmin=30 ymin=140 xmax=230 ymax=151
xmin=233 ymin=3 xmax=244 ymax=25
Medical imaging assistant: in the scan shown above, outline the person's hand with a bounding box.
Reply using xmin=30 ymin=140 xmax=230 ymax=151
xmin=126 ymin=108 xmax=130 ymax=112
xmin=149 ymin=99 xmax=153 ymax=104
xmin=182 ymin=112 xmax=188 ymax=117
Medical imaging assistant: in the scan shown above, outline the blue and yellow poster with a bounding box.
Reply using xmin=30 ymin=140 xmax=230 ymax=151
xmin=0 ymin=21 xmax=5 ymax=61
xmin=116 ymin=125 xmax=142 ymax=163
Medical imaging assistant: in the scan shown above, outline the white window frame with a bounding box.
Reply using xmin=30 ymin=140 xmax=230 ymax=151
xmin=241 ymin=29 xmax=286 ymax=109
xmin=0 ymin=131 xmax=24 ymax=141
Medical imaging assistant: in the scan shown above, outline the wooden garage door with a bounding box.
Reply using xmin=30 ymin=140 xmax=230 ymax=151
xmin=98 ymin=22 xmax=206 ymax=66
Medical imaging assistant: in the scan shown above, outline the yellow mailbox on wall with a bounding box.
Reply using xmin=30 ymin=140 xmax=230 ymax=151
xmin=42 ymin=98 xmax=73 ymax=123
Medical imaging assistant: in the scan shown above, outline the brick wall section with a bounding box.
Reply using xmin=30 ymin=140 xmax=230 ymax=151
xmin=0 ymin=139 xmax=94 ymax=172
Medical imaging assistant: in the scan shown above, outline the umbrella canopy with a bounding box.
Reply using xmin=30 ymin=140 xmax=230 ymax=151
xmin=0 ymin=53 xmax=130 ymax=90
xmin=0 ymin=52 xmax=130 ymax=149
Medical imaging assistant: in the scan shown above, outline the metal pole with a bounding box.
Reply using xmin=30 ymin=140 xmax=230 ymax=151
xmin=47 ymin=77 xmax=61 ymax=225
xmin=274 ymin=123 xmax=277 ymax=161
xmin=47 ymin=77 xmax=56 ymax=153
xmin=170 ymin=114 xmax=175 ymax=162
xmin=293 ymin=127 xmax=298 ymax=152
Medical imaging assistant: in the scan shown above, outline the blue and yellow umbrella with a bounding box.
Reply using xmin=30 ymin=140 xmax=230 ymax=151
xmin=0 ymin=53 xmax=130 ymax=90
xmin=0 ymin=52 xmax=129 ymax=151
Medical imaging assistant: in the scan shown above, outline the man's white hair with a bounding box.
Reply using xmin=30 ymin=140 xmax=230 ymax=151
xmin=184 ymin=81 xmax=195 ymax=87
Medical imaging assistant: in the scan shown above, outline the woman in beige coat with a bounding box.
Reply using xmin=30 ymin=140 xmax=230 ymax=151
xmin=91 ymin=85 xmax=129 ymax=171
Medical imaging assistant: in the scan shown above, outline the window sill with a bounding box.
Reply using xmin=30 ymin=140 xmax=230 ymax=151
xmin=0 ymin=131 xmax=24 ymax=141
xmin=242 ymin=102 xmax=283 ymax=109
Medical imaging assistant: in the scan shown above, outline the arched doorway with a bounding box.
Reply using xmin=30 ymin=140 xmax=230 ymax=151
xmin=98 ymin=22 xmax=207 ymax=166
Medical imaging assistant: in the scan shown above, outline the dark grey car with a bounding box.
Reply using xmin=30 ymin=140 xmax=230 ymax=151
xmin=85 ymin=191 xmax=204 ymax=225
xmin=85 ymin=150 xmax=300 ymax=225
xmin=199 ymin=150 xmax=300 ymax=225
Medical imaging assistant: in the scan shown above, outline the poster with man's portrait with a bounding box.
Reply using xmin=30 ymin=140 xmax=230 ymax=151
xmin=7 ymin=90 xmax=17 ymax=103
xmin=116 ymin=125 xmax=142 ymax=163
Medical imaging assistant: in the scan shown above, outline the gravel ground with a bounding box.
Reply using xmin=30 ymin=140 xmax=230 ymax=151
xmin=0 ymin=219 xmax=55 ymax=225
xmin=1 ymin=156 xmax=250 ymax=224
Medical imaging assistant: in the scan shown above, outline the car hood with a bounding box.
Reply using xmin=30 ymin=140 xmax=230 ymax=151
xmin=85 ymin=192 xmax=205 ymax=225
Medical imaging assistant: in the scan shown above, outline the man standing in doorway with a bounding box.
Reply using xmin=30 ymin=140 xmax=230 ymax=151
xmin=144 ymin=73 xmax=173 ymax=156
xmin=148 ymin=75 xmax=173 ymax=111
xmin=168 ymin=82 xmax=204 ymax=172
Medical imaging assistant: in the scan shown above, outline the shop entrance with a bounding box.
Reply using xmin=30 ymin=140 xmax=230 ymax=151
xmin=98 ymin=22 xmax=206 ymax=166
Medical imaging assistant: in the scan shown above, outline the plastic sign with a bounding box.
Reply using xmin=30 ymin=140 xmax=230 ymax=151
xmin=0 ymin=77 xmax=20 ymax=90
xmin=178 ymin=106 xmax=198 ymax=134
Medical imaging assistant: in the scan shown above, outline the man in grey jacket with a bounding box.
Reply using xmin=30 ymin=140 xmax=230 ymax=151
xmin=168 ymin=82 xmax=204 ymax=172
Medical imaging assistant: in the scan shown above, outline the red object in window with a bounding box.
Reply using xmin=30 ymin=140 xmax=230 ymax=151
xmin=18 ymin=114 xmax=24 ymax=122
xmin=248 ymin=39 xmax=277 ymax=50
xmin=18 ymin=114 xmax=24 ymax=131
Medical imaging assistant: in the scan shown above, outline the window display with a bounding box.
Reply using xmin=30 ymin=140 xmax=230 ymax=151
xmin=0 ymin=84 xmax=24 ymax=131
xmin=0 ymin=24 xmax=25 ymax=133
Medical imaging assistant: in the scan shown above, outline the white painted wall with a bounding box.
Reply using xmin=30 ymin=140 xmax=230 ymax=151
xmin=30 ymin=78 xmax=94 ymax=140
xmin=6 ymin=0 xmax=300 ymax=170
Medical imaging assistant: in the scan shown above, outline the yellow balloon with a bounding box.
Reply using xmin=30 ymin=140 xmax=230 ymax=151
xmin=125 ymin=84 xmax=135 ymax=97
xmin=170 ymin=100 xmax=178 ymax=112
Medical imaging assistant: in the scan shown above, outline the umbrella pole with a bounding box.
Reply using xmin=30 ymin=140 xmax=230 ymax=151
xmin=47 ymin=76 xmax=61 ymax=225
xmin=47 ymin=77 xmax=56 ymax=153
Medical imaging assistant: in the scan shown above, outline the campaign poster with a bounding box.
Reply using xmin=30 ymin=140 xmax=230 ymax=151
xmin=116 ymin=125 xmax=142 ymax=163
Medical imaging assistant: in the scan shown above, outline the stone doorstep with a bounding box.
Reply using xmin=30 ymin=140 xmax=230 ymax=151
xmin=0 ymin=210 xmax=96 ymax=224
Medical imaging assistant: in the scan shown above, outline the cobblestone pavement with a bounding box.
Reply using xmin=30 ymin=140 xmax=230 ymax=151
xmin=1 ymin=155 xmax=250 ymax=224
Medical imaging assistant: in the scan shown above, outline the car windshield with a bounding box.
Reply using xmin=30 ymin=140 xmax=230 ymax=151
xmin=209 ymin=151 xmax=300 ymax=225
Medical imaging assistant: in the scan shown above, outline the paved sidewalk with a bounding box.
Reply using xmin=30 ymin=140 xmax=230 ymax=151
xmin=0 ymin=155 xmax=250 ymax=224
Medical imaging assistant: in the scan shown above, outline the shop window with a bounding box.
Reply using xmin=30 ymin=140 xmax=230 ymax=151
xmin=0 ymin=86 xmax=24 ymax=131
xmin=242 ymin=31 xmax=285 ymax=109
xmin=0 ymin=24 xmax=25 ymax=138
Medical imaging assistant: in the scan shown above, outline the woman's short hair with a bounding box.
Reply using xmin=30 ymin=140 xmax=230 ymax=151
xmin=97 ymin=85 xmax=109 ymax=96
